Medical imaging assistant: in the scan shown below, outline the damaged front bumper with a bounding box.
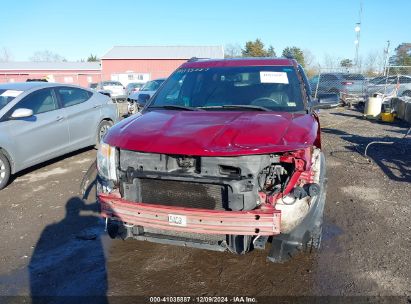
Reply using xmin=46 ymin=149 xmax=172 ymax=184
xmin=96 ymin=148 xmax=326 ymax=262
xmin=99 ymin=192 xmax=281 ymax=236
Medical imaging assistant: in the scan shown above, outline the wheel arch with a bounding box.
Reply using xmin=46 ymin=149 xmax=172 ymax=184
xmin=0 ymin=147 xmax=15 ymax=174
xmin=95 ymin=118 xmax=114 ymax=146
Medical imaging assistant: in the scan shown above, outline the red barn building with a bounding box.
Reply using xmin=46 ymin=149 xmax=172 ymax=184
xmin=100 ymin=45 xmax=224 ymax=85
xmin=0 ymin=45 xmax=224 ymax=87
xmin=0 ymin=62 xmax=101 ymax=87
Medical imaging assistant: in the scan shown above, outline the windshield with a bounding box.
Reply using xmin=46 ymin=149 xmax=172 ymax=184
xmin=128 ymin=83 xmax=143 ymax=89
xmin=369 ymin=76 xmax=385 ymax=84
xmin=0 ymin=89 xmax=24 ymax=111
xmin=141 ymin=80 xmax=164 ymax=91
xmin=149 ymin=66 xmax=304 ymax=112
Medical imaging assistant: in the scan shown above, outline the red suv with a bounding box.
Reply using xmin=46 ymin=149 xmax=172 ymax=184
xmin=97 ymin=58 xmax=327 ymax=262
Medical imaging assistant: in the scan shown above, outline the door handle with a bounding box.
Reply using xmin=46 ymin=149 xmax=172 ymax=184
xmin=56 ymin=116 xmax=64 ymax=122
xmin=93 ymin=105 xmax=102 ymax=109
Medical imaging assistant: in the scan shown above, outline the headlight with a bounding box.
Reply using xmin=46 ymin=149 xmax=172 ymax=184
xmin=97 ymin=142 xmax=117 ymax=181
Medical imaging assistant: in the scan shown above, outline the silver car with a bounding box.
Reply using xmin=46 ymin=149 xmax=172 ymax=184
xmin=96 ymin=81 xmax=126 ymax=101
xmin=367 ymin=75 xmax=411 ymax=98
xmin=0 ymin=82 xmax=118 ymax=189
xmin=127 ymin=78 xmax=166 ymax=114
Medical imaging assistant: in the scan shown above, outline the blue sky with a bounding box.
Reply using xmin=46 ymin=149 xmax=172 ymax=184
xmin=1 ymin=0 xmax=410 ymax=64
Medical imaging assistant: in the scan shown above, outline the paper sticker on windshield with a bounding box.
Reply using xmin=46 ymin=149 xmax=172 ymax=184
xmin=0 ymin=90 xmax=23 ymax=97
xmin=260 ymin=72 xmax=289 ymax=84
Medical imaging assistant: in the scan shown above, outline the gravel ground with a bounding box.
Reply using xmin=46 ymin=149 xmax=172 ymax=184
xmin=0 ymin=108 xmax=409 ymax=300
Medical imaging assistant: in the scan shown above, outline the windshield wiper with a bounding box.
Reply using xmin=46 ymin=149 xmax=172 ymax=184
xmin=199 ymin=105 xmax=271 ymax=111
xmin=147 ymin=105 xmax=203 ymax=111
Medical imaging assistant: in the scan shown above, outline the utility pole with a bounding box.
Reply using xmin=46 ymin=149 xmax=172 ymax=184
xmin=354 ymin=2 xmax=363 ymax=70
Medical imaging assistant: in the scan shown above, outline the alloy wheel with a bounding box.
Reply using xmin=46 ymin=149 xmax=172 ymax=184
xmin=0 ymin=158 xmax=5 ymax=183
xmin=99 ymin=124 xmax=110 ymax=141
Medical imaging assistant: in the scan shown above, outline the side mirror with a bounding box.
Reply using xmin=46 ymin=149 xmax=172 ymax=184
xmin=137 ymin=94 xmax=151 ymax=104
xmin=11 ymin=108 xmax=34 ymax=119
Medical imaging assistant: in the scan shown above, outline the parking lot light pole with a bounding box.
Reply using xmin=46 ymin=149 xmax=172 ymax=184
xmin=354 ymin=2 xmax=362 ymax=72
xmin=383 ymin=40 xmax=390 ymax=76
xmin=354 ymin=23 xmax=361 ymax=68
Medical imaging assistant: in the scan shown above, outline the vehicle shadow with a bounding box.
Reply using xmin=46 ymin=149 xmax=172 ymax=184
xmin=29 ymin=197 xmax=108 ymax=303
xmin=330 ymin=111 xmax=363 ymax=119
xmin=322 ymin=127 xmax=411 ymax=183
xmin=80 ymin=159 xmax=97 ymax=202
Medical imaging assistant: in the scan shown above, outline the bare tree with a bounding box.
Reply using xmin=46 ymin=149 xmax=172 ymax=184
xmin=355 ymin=55 xmax=363 ymax=73
xmin=303 ymin=49 xmax=316 ymax=67
xmin=362 ymin=51 xmax=380 ymax=76
xmin=322 ymin=54 xmax=342 ymax=71
xmin=375 ymin=50 xmax=387 ymax=74
xmin=30 ymin=50 xmax=66 ymax=62
xmin=224 ymin=43 xmax=242 ymax=58
xmin=0 ymin=47 xmax=13 ymax=62
xmin=302 ymin=49 xmax=319 ymax=77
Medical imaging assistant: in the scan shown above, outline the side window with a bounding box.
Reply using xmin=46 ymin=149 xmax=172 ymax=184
xmin=17 ymin=88 xmax=58 ymax=115
xmin=387 ymin=77 xmax=397 ymax=84
xmin=320 ymin=75 xmax=329 ymax=82
xmin=57 ymin=87 xmax=92 ymax=108
xmin=323 ymin=75 xmax=337 ymax=81
xmin=399 ymin=76 xmax=411 ymax=84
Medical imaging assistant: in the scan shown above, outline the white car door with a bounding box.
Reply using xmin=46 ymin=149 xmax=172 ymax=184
xmin=6 ymin=88 xmax=70 ymax=169
xmin=56 ymin=87 xmax=101 ymax=148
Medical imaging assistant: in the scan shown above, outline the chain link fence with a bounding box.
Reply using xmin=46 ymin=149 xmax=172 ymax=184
xmin=308 ymin=65 xmax=411 ymax=106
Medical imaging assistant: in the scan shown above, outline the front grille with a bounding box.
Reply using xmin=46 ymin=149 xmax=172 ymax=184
xmin=143 ymin=227 xmax=225 ymax=243
xmin=140 ymin=179 xmax=226 ymax=210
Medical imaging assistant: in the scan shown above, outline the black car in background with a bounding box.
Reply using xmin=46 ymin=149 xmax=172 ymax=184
xmin=310 ymin=72 xmax=367 ymax=106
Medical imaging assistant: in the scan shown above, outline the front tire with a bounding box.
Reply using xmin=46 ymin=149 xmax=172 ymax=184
xmin=0 ymin=152 xmax=11 ymax=190
xmin=97 ymin=120 xmax=113 ymax=145
xmin=306 ymin=225 xmax=323 ymax=251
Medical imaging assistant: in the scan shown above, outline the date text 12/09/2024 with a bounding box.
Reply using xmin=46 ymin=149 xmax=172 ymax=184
xmin=149 ymin=296 xmax=257 ymax=303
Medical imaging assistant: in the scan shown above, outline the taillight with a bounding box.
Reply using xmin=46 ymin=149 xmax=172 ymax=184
xmin=342 ymin=81 xmax=353 ymax=85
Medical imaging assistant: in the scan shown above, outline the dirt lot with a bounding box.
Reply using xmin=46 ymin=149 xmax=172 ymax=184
xmin=0 ymin=108 xmax=410 ymax=300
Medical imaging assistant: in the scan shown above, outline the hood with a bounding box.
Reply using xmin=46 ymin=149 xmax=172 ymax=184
xmin=105 ymin=110 xmax=319 ymax=156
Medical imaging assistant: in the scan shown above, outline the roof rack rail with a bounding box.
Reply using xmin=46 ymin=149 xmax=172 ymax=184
xmin=187 ymin=57 xmax=210 ymax=62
